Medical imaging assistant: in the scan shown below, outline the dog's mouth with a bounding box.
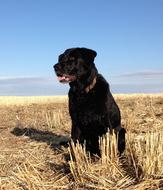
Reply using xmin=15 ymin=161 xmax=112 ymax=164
xmin=57 ymin=74 xmax=76 ymax=83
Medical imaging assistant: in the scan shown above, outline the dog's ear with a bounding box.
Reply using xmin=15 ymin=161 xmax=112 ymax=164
xmin=58 ymin=53 xmax=64 ymax=62
xmin=80 ymin=48 xmax=97 ymax=63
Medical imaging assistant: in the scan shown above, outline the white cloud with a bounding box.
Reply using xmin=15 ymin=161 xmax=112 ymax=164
xmin=117 ymin=70 xmax=163 ymax=78
xmin=0 ymin=75 xmax=162 ymax=95
xmin=0 ymin=76 xmax=54 ymax=85
xmin=0 ymin=76 xmax=69 ymax=96
xmin=111 ymin=83 xmax=163 ymax=94
xmin=109 ymin=70 xmax=163 ymax=86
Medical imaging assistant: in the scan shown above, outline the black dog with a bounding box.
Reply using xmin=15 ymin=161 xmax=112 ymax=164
xmin=54 ymin=48 xmax=126 ymax=156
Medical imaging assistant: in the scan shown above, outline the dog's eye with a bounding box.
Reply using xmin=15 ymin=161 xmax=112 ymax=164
xmin=78 ymin=58 xmax=85 ymax=65
xmin=69 ymin=57 xmax=75 ymax=61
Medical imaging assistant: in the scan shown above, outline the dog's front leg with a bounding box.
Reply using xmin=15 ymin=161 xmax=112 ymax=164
xmin=117 ymin=127 xmax=126 ymax=155
xmin=71 ymin=124 xmax=82 ymax=143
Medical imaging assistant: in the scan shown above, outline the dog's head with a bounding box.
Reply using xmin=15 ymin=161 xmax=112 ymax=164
xmin=53 ymin=48 xmax=97 ymax=83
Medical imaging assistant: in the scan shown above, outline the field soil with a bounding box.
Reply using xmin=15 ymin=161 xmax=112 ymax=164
xmin=0 ymin=94 xmax=163 ymax=189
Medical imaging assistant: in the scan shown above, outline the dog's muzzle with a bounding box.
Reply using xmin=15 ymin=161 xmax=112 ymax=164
xmin=53 ymin=64 xmax=76 ymax=83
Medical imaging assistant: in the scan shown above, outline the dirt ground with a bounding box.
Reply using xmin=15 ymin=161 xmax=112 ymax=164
xmin=0 ymin=94 xmax=163 ymax=189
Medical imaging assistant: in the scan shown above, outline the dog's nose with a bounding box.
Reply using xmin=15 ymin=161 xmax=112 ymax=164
xmin=53 ymin=63 xmax=60 ymax=71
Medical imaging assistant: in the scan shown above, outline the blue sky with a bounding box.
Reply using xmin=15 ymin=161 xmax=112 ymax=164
xmin=0 ymin=0 xmax=163 ymax=95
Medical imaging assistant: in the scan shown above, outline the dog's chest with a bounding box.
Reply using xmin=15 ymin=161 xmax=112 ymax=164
xmin=71 ymin=94 xmax=107 ymax=133
xmin=75 ymin=92 xmax=97 ymax=111
xmin=73 ymin=91 xmax=106 ymax=120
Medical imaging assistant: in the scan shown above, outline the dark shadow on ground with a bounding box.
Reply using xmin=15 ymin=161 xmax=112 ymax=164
xmin=11 ymin=127 xmax=70 ymax=151
xmin=11 ymin=127 xmax=72 ymax=177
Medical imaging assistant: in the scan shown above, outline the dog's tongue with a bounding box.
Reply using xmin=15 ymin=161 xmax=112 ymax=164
xmin=57 ymin=76 xmax=69 ymax=83
xmin=58 ymin=76 xmax=66 ymax=82
xmin=57 ymin=75 xmax=76 ymax=83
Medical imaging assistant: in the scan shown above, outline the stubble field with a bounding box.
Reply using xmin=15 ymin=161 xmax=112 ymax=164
xmin=0 ymin=94 xmax=163 ymax=190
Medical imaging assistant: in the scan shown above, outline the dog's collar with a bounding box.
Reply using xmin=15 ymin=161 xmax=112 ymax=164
xmin=85 ymin=77 xmax=97 ymax=93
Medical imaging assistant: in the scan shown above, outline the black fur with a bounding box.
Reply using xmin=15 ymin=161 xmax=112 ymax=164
xmin=54 ymin=47 xmax=126 ymax=156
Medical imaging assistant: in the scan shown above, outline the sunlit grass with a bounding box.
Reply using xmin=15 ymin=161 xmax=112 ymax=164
xmin=0 ymin=94 xmax=163 ymax=189
xmin=0 ymin=96 xmax=67 ymax=105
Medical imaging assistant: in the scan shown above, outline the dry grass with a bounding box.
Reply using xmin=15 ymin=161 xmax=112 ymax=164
xmin=68 ymin=132 xmax=163 ymax=190
xmin=0 ymin=96 xmax=67 ymax=106
xmin=0 ymin=94 xmax=163 ymax=189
